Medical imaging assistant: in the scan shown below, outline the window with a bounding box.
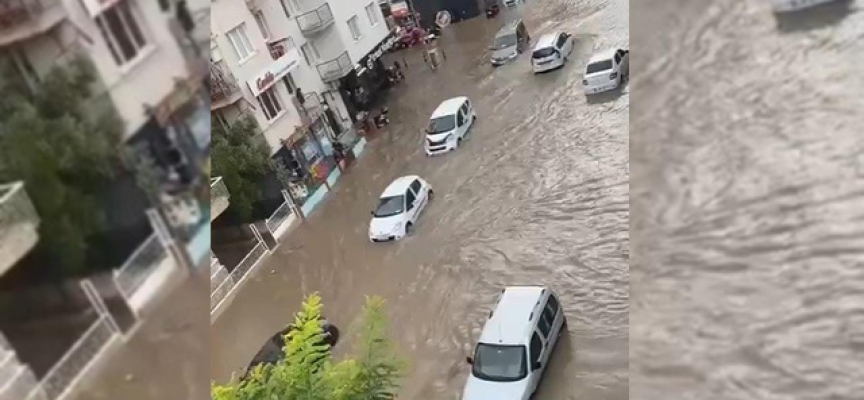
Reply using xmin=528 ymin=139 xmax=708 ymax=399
xmin=301 ymin=42 xmax=320 ymax=65
xmin=405 ymin=190 xmax=416 ymax=210
xmin=457 ymin=112 xmax=465 ymax=127
xmin=227 ymin=24 xmax=255 ymax=62
xmin=427 ymin=116 xmax=456 ymax=133
xmin=365 ymin=3 xmax=380 ymax=26
xmin=279 ymin=0 xmax=292 ymax=17
xmin=555 ymin=34 xmax=567 ymax=49
xmin=254 ymin=11 xmax=271 ymax=41
xmin=545 ymin=294 xmax=559 ymax=316
xmin=96 ymin=2 xmax=148 ymax=66
xmin=373 ymin=196 xmax=405 ymax=217
xmin=282 ymin=73 xmax=296 ymax=94
xmin=347 ymin=16 xmax=362 ymax=40
xmin=409 ymin=180 xmax=422 ymax=194
xmin=471 ymin=344 xmax=527 ymax=382
xmin=257 ymin=87 xmax=283 ymax=121
xmin=530 ymin=333 xmax=543 ymax=364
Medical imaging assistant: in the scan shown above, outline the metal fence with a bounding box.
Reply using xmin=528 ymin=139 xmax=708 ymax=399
xmin=210 ymin=227 xmax=270 ymax=312
xmin=265 ymin=201 xmax=293 ymax=234
xmin=113 ymin=233 xmax=167 ymax=299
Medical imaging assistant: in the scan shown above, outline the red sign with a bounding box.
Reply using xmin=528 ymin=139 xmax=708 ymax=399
xmin=257 ymin=72 xmax=276 ymax=91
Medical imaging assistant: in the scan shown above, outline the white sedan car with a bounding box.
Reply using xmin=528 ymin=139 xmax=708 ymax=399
xmin=772 ymin=0 xmax=837 ymax=12
xmin=368 ymin=176 xmax=433 ymax=242
xmin=583 ymin=48 xmax=629 ymax=95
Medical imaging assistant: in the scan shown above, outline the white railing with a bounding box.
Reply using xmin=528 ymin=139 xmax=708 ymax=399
xmin=26 ymin=315 xmax=114 ymax=400
xmin=0 ymin=181 xmax=40 ymax=274
xmin=265 ymin=201 xmax=293 ymax=234
xmin=113 ymin=233 xmax=167 ymax=300
xmin=210 ymin=237 xmax=268 ymax=311
xmin=210 ymin=177 xmax=229 ymax=221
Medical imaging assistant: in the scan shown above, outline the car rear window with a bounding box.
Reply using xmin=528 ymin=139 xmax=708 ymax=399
xmin=532 ymin=47 xmax=557 ymax=59
xmin=586 ymin=59 xmax=613 ymax=74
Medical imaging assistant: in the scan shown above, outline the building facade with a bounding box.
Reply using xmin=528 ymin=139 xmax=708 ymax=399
xmin=0 ymin=0 xmax=209 ymax=188
xmin=211 ymin=0 xmax=392 ymax=209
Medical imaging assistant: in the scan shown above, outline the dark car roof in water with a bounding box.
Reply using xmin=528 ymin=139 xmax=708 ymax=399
xmin=244 ymin=322 xmax=340 ymax=378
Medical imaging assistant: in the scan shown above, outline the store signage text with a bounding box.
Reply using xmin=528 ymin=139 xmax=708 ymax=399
xmin=247 ymin=47 xmax=301 ymax=97
xmin=364 ymin=32 xmax=399 ymax=70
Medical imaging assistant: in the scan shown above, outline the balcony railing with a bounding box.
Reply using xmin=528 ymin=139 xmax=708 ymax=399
xmin=210 ymin=61 xmax=240 ymax=108
xmin=296 ymin=3 xmax=334 ymax=35
xmin=210 ymin=177 xmax=229 ymax=221
xmin=0 ymin=182 xmax=39 ymax=275
xmin=0 ymin=0 xmax=67 ymax=47
xmin=316 ymin=51 xmax=352 ymax=83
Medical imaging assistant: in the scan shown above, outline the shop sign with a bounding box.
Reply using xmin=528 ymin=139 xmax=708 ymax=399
xmin=360 ymin=30 xmax=399 ymax=70
xmin=81 ymin=0 xmax=122 ymax=17
xmin=247 ymin=47 xmax=301 ymax=97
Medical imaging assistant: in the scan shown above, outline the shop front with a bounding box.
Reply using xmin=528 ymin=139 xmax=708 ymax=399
xmin=336 ymin=29 xmax=400 ymax=122
xmin=271 ymin=119 xmax=341 ymax=216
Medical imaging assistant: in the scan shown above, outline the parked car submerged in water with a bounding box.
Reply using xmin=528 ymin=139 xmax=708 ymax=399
xmin=462 ymin=286 xmax=566 ymax=400
xmin=368 ymin=176 xmax=434 ymax=242
xmin=583 ymin=48 xmax=629 ymax=95
xmin=424 ymin=97 xmax=477 ymax=156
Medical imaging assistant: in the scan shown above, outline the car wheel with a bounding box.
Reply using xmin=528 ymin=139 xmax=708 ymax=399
xmin=428 ymin=189 xmax=435 ymax=200
xmin=405 ymin=222 xmax=413 ymax=236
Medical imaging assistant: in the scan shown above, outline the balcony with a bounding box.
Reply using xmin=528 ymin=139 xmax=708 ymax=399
xmin=210 ymin=61 xmax=241 ymax=110
xmin=0 ymin=0 xmax=67 ymax=47
xmin=210 ymin=177 xmax=229 ymax=222
xmin=0 ymin=182 xmax=39 ymax=275
xmin=296 ymin=3 xmax=334 ymax=36
xmin=316 ymin=51 xmax=352 ymax=83
xmin=267 ymin=38 xmax=291 ymax=60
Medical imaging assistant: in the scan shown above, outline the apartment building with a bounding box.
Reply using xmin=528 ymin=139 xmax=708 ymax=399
xmin=0 ymin=0 xmax=208 ymax=189
xmin=211 ymin=0 xmax=394 ymax=204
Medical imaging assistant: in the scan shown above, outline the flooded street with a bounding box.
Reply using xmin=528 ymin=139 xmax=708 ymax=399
xmin=212 ymin=0 xmax=628 ymax=398
xmin=631 ymin=1 xmax=864 ymax=399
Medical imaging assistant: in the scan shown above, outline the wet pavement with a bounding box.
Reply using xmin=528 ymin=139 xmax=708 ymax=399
xmin=631 ymin=1 xmax=864 ymax=400
xmin=67 ymin=272 xmax=210 ymax=400
xmin=211 ymin=0 xmax=628 ymax=398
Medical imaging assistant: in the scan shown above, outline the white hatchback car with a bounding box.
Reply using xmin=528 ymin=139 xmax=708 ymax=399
xmin=425 ymin=97 xmax=476 ymax=156
xmin=463 ymin=286 xmax=566 ymax=400
xmin=583 ymin=48 xmax=629 ymax=94
xmin=772 ymin=0 xmax=837 ymax=12
xmin=530 ymin=32 xmax=574 ymax=73
xmin=368 ymin=176 xmax=433 ymax=242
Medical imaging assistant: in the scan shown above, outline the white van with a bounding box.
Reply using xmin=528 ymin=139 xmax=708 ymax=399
xmin=424 ymin=97 xmax=477 ymax=156
xmin=463 ymin=286 xmax=566 ymax=400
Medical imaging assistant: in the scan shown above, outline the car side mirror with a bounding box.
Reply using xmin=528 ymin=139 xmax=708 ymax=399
xmin=370 ymin=211 xmax=375 ymax=216
xmin=466 ymin=356 xmax=474 ymax=365
xmin=532 ymin=361 xmax=542 ymax=370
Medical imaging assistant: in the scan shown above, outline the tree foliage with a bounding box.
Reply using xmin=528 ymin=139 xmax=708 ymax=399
xmin=212 ymin=294 xmax=405 ymax=400
xmin=0 ymin=56 xmax=125 ymax=277
xmin=211 ymin=115 xmax=271 ymax=222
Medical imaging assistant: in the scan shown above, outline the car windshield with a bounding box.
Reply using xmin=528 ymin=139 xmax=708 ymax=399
xmin=532 ymin=47 xmax=557 ymax=59
xmin=373 ymin=195 xmax=404 ymax=218
xmin=492 ymin=34 xmax=517 ymax=50
xmin=586 ymin=59 xmax=613 ymax=74
xmin=427 ymin=116 xmax=456 ymax=134
xmin=471 ymin=344 xmax=527 ymax=382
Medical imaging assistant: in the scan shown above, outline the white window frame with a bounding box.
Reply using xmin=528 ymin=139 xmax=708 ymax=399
xmin=347 ymin=16 xmax=362 ymax=41
xmin=365 ymin=3 xmax=379 ymax=26
xmin=95 ymin=1 xmax=150 ymax=67
xmin=254 ymin=11 xmax=271 ymax=41
xmin=257 ymin=86 xmax=284 ymax=121
xmin=226 ymin=23 xmax=255 ymax=64
xmin=300 ymin=42 xmax=320 ymax=65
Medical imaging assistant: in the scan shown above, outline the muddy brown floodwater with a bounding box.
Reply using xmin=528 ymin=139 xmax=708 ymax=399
xmin=211 ymin=0 xmax=628 ymax=398
xmin=631 ymin=1 xmax=864 ymax=400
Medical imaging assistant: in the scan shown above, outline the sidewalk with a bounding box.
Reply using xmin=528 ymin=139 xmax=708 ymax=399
xmin=64 ymin=271 xmax=210 ymax=400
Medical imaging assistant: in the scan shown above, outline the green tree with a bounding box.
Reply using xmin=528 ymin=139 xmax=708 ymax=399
xmin=212 ymin=294 xmax=405 ymax=400
xmin=0 ymin=56 xmax=125 ymax=278
xmin=211 ymin=115 xmax=271 ymax=222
